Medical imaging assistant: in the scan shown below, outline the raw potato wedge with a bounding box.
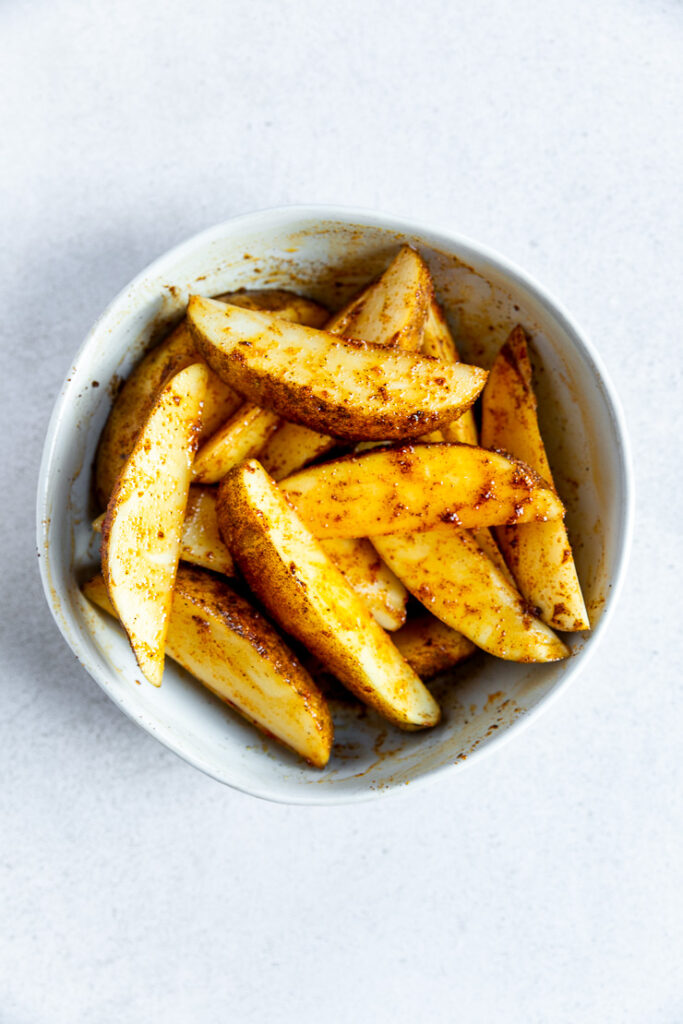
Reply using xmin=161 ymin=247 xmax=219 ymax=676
xmin=101 ymin=363 xmax=208 ymax=686
xmin=280 ymin=443 xmax=564 ymax=538
xmin=83 ymin=568 xmax=333 ymax=767
xmin=472 ymin=527 xmax=516 ymax=586
xmin=94 ymin=322 xmax=241 ymax=508
xmin=193 ymin=403 xmax=280 ymax=484
xmin=393 ymin=616 xmax=476 ymax=678
xmin=373 ymin=528 xmax=569 ymax=662
xmin=319 ymin=537 xmax=408 ymax=631
xmin=215 ymin=288 xmax=329 ymax=328
xmin=325 ymin=244 xmax=432 ymax=351
xmin=217 ymin=461 xmax=440 ymax=729
xmin=94 ymin=486 xmax=236 ymax=578
xmin=481 ymin=326 xmax=589 ymax=631
xmin=188 ymin=297 xmax=487 ymax=441
xmin=422 ymin=300 xmax=479 ymax=446
xmin=259 ymin=245 xmax=434 ymax=475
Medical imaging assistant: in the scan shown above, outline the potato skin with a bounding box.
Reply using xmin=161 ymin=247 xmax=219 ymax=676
xmin=94 ymin=322 xmax=240 ymax=509
xmin=83 ymin=566 xmax=333 ymax=767
xmin=217 ymin=460 xmax=441 ymax=730
xmin=188 ymin=297 xmax=487 ymax=442
xmin=481 ymin=326 xmax=589 ymax=631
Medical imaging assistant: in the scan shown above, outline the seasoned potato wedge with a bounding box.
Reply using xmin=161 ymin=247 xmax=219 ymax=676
xmin=258 ymin=246 xmax=434 ymax=474
xmin=83 ymin=568 xmax=333 ymax=767
xmin=260 ymin=422 xmax=339 ymax=481
xmin=481 ymin=326 xmax=589 ymax=631
xmin=373 ymin=528 xmax=569 ymax=662
xmin=101 ymin=363 xmax=208 ymax=686
xmin=94 ymin=486 xmax=235 ymax=577
xmin=94 ymin=322 xmax=240 ymax=508
xmin=325 ymin=244 xmax=432 ymax=351
xmin=280 ymin=442 xmax=564 ymax=538
xmin=215 ymin=288 xmax=329 ymax=327
xmin=319 ymin=537 xmax=408 ymax=631
xmin=181 ymin=486 xmax=236 ymax=575
xmin=422 ymin=300 xmax=479 ymax=446
xmin=217 ymin=461 xmax=440 ymax=729
xmin=193 ymin=403 xmax=280 ymax=484
xmin=393 ymin=616 xmax=476 ymax=678
xmin=188 ymin=297 xmax=487 ymax=441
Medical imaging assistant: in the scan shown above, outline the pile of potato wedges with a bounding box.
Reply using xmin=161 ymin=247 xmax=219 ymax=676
xmin=85 ymin=245 xmax=589 ymax=768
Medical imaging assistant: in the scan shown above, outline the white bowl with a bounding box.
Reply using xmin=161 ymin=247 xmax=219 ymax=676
xmin=37 ymin=205 xmax=633 ymax=804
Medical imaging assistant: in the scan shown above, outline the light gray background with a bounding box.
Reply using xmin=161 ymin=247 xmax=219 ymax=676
xmin=1 ymin=1 xmax=681 ymax=1021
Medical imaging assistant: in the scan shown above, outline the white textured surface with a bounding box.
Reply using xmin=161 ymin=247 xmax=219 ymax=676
xmin=1 ymin=1 xmax=681 ymax=1021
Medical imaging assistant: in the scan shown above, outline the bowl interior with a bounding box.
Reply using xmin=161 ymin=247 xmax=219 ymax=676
xmin=39 ymin=209 xmax=629 ymax=802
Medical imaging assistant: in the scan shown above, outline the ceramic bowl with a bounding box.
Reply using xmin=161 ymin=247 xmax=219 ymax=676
xmin=37 ymin=205 xmax=633 ymax=803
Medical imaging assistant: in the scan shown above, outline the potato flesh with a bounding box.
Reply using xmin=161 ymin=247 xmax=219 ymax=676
xmin=188 ymin=297 xmax=486 ymax=442
xmin=393 ymin=616 xmax=476 ymax=678
xmin=280 ymin=442 xmax=564 ymax=538
xmin=101 ymin=363 xmax=208 ymax=686
xmin=260 ymin=422 xmax=338 ymax=481
xmin=94 ymin=322 xmax=240 ymax=508
xmin=83 ymin=568 xmax=333 ymax=767
xmin=193 ymin=403 xmax=280 ymax=484
xmin=319 ymin=537 xmax=408 ymax=631
xmin=481 ymin=326 xmax=589 ymax=631
xmin=218 ymin=460 xmax=440 ymax=729
xmin=373 ymin=528 xmax=569 ymax=662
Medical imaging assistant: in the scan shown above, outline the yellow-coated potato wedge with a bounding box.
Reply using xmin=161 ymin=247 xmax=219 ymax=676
xmin=188 ymin=297 xmax=486 ymax=442
xmin=217 ymin=460 xmax=440 ymax=729
xmin=259 ymin=246 xmax=434 ymax=475
xmin=215 ymin=288 xmax=329 ymax=328
xmin=193 ymin=403 xmax=280 ymax=484
xmin=320 ymin=537 xmax=408 ymax=631
xmin=280 ymin=443 xmax=564 ymax=538
xmin=481 ymin=326 xmax=589 ymax=631
xmin=260 ymin=422 xmax=339 ymax=481
xmin=393 ymin=616 xmax=476 ymax=678
xmin=102 ymin=363 xmax=207 ymax=686
xmin=181 ymin=486 xmax=236 ymax=575
xmin=373 ymin=528 xmax=569 ymax=662
xmin=325 ymin=244 xmax=432 ymax=351
xmin=83 ymin=568 xmax=333 ymax=767
xmin=94 ymin=322 xmax=241 ymax=508
xmin=422 ymin=300 xmax=479 ymax=446
xmin=472 ymin=527 xmax=515 ymax=585
xmin=93 ymin=486 xmax=236 ymax=578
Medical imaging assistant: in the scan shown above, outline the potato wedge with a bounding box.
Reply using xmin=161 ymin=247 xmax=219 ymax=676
xmin=101 ymin=363 xmax=208 ymax=686
xmin=373 ymin=528 xmax=569 ymax=662
xmin=94 ymin=486 xmax=235 ymax=577
xmin=258 ymin=246 xmax=433 ymax=474
xmin=422 ymin=300 xmax=479 ymax=446
xmin=215 ymin=288 xmax=329 ymax=327
xmin=325 ymin=244 xmax=432 ymax=351
xmin=188 ymin=297 xmax=486 ymax=442
xmin=481 ymin=326 xmax=589 ymax=631
xmin=83 ymin=568 xmax=333 ymax=767
xmin=319 ymin=537 xmax=408 ymax=631
xmin=181 ymin=486 xmax=236 ymax=575
xmin=94 ymin=322 xmax=241 ymax=508
xmin=280 ymin=442 xmax=564 ymax=538
xmin=217 ymin=461 xmax=440 ymax=729
xmin=393 ymin=616 xmax=476 ymax=678
xmin=193 ymin=403 xmax=280 ymax=484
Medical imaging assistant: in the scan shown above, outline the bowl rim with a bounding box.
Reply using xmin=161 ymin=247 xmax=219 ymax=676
xmin=36 ymin=203 xmax=635 ymax=805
